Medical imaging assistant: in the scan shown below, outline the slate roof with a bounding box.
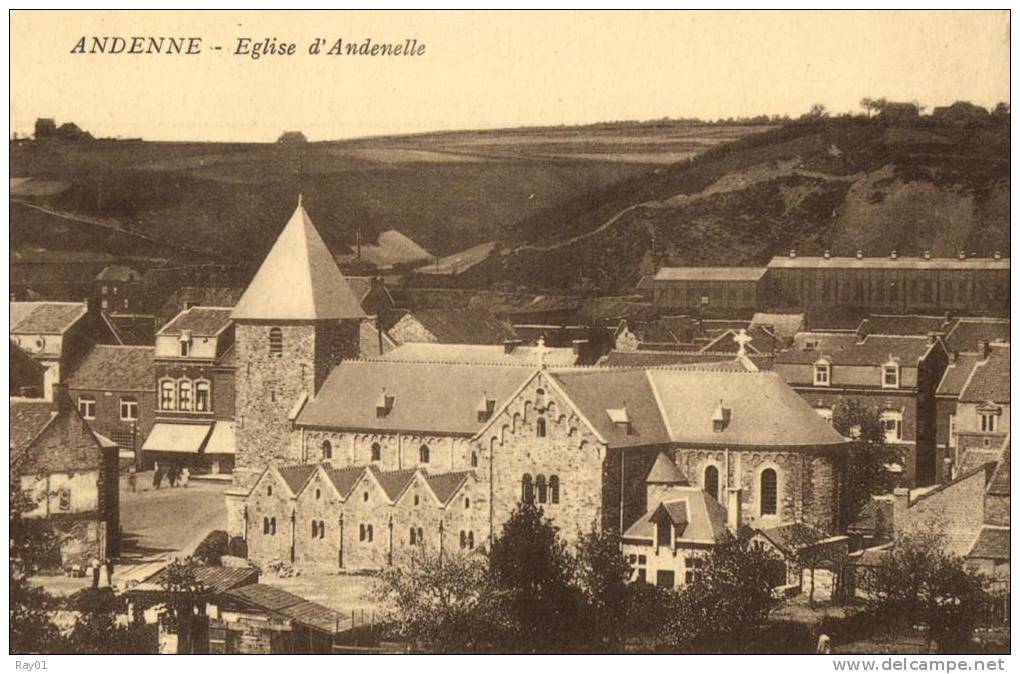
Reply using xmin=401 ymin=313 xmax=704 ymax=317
xmin=323 ymin=465 xmax=365 ymax=499
xmin=777 ymin=333 xmax=933 ymax=366
xmin=757 ymin=522 xmax=829 ymax=554
xmin=224 ymin=583 xmax=346 ymax=634
xmin=10 ymin=301 xmax=87 ymax=334
xmin=624 ymin=487 xmax=730 ymax=544
xmin=370 ymin=466 xmax=418 ymax=502
xmin=426 ymin=471 xmax=471 ymax=505
xmin=646 ymin=369 xmax=848 ymax=448
xmin=987 ymin=442 xmax=1009 ymax=496
xmin=944 ymin=318 xmax=1010 ymax=353
xmin=959 ymin=345 xmax=1010 ymax=403
xmin=549 ymin=369 xmax=672 ymax=448
xmin=108 ymin=314 xmax=158 ymax=346
xmin=654 ymin=267 xmax=767 ymax=282
xmin=65 ymin=345 xmax=155 ymax=392
xmin=276 ymin=464 xmax=318 ymax=496
xmin=232 ymin=203 xmax=367 ymax=321
xmin=645 ymin=452 xmax=688 ymax=484
xmin=967 ymin=527 xmax=1010 ymax=561
xmin=597 ymin=349 xmax=771 ymax=370
xmin=936 ymin=353 xmax=984 ymax=397
xmin=396 ymin=308 xmax=518 ymax=345
xmin=380 ymin=342 xmax=577 ymax=367
xmin=750 ymin=313 xmax=804 ymax=340
xmin=159 ymin=306 xmax=234 ymax=337
xmin=157 ymin=286 xmax=245 ymax=326
xmin=143 ymin=565 xmax=259 ymax=595
xmin=297 ymin=360 xmax=532 ymax=435
xmin=11 ymin=398 xmax=104 ymax=473
xmin=10 ymin=400 xmax=55 ymax=454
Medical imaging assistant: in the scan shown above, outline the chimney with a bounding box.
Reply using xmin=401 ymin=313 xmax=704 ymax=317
xmin=503 ymin=339 xmax=523 ymax=354
xmin=726 ymin=487 xmax=742 ymax=531
xmin=951 ymin=350 xmax=960 ymax=364
xmin=923 ymin=250 xmax=931 ymax=260
xmin=890 ymin=250 xmax=898 ymax=260
xmin=51 ymin=382 xmax=72 ymax=413
xmin=823 ymin=250 xmax=831 ymax=260
xmin=856 ymin=250 xmax=864 ymax=260
xmin=994 ymin=251 xmax=1002 ymax=260
xmin=958 ymin=250 xmax=967 ymax=260
xmin=980 ymin=340 xmax=992 ymax=359
xmin=926 ymin=331 xmax=944 ymax=345
xmin=788 ymin=249 xmax=797 ymax=259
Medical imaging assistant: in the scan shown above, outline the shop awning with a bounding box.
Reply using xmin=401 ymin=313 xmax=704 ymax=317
xmin=205 ymin=421 xmax=236 ymax=456
xmin=141 ymin=423 xmax=212 ymax=454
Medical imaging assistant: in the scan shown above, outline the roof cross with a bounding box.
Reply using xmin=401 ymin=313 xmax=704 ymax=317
xmin=535 ymin=335 xmax=551 ymax=369
xmin=733 ymin=328 xmax=753 ymax=358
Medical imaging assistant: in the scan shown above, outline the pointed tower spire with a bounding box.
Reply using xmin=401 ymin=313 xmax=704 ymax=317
xmin=232 ymin=202 xmax=366 ymax=321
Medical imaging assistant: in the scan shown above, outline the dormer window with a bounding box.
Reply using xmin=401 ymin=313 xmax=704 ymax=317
xmin=179 ymin=331 xmax=192 ymax=357
xmin=813 ymin=360 xmax=830 ymax=387
xmin=376 ymin=391 xmax=394 ymax=418
xmin=711 ymin=401 xmax=731 ymax=433
xmin=978 ymin=404 xmax=1002 ymax=432
xmin=882 ymin=361 xmax=900 ymax=389
xmin=476 ymin=395 xmax=496 ymax=423
xmin=606 ymin=407 xmax=631 ymax=435
xmin=804 ymin=340 xmax=819 ymax=351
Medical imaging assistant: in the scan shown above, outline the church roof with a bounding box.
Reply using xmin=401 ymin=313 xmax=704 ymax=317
xmin=645 ymin=452 xmax=688 ymax=484
xmin=232 ymin=203 xmax=367 ymax=321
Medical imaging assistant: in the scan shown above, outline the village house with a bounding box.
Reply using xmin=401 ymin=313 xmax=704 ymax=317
xmin=11 ymin=340 xmax=47 ymax=398
xmin=11 ymin=386 xmax=121 ymax=566
xmin=141 ymin=305 xmax=237 ymax=473
xmin=10 ymin=299 xmax=122 ymax=398
xmin=93 ymin=264 xmax=144 ymax=313
xmin=65 ymin=344 xmax=156 ymax=463
xmin=773 ymin=330 xmax=950 ymax=486
xmin=954 ymin=343 xmax=1010 ymax=460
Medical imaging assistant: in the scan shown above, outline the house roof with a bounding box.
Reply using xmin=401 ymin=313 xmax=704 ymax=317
xmin=159 ymin=306 xmax=234 ymax=337
xmin=369 ymin=466 xmax=418 ymax=502
xmin=777 ymin=333 xmax=934 ymax=367
xmin=276 ymin=464 xmax=318 ymax=496
xmin=65 ymin=345 xmax=155 ymax=392
xmin=767 ymin=255 xmax=1009 ymax=270
xmin=959 ymin=345 xmax=1010 ymax=404
xmin=597 ymin=349 xmax=771 ymax=370
xmin=426 ymin=471 xmax=471 ymax=505
xmin=143 ymin=565 xmax=259 ymax=595
xmin=343 ymin=229 xmax=431 ymax=268
xmin=944 ymin=318 xmax=1010 ymax=353
xmin=987 ymin=441 xmax=1009 ymax=496
xmin=380 ymin=342 xmax=577 ymax=367
xmin=936 ymin=353 xmax=984 ymax=397
xmin=757 ymin=522 xmax=829 ymax=555
xmin=395 ymin=308 xmax=518 ymax=345
xmin=967 ymin=527 xmax=1010 ymax=561
xmin=624 ymin=487 xmax=730 ymax=544
xmin=646 ymin=369 xmax=848 ymax=448
xmin=750 ymin=313 xmax=804 ymax=340
xmin=322 ymin=465 xmax=366 ymax=500
xmin=297 ymin=360 xmax=533 ymax=435
xmin=108 ymin=314 xmax=158 ymax=346
xmin=95 ymin=265 xmax=141 ymax=282
xmin=858 ymin=314 xmax=955 ymax=338
xmin=223 ymin=583 xmax=346 ymax=634
xmin=10 ymin=400 xmax=56 ymax=454
xmin=700 ymin=326 xmax=780 ymax=355
xmin=654 ymin=267 xmax=767 ymax=282
xmin=232 ymin=203 xmax=367 ymax=321
xmin=645 ymin=452 xmax=688 ymax=484
xmin=157 ymin=287 xmax=245 ymax=326
xmin=549 ymin=369 xmax=673 ymax=448
xmin=10 ymin=301 xmax=87 ymax=334
xmin=11 ymin=398 xmax=104 ymax=473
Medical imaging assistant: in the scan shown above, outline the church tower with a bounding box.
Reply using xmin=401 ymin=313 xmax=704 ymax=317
xmin=231 ymin=199 xmax=366 ymax=486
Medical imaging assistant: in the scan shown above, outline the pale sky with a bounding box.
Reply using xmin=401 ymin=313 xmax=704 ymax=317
xmin=9 ymin=10 xmax=1011 ymax=142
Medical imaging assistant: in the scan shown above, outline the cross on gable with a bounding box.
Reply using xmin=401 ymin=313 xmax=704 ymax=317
xmin=733 ymin=328 xmax=753 ymax=357
xmin=535 ymin=335 xmax=551 ymax=369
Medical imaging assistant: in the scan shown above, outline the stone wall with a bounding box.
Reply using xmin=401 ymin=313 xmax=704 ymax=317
xmin=299 ymin=429 xmax=475 ymax=473
xmin=244 ymin=469 xmax=298 ymax=565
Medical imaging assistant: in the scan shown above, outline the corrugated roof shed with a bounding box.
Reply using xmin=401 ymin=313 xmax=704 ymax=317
xmin=224 ymin=583 xmax=346 ymax=634
xmin=66 ymin=345 xmax=155 ymax=392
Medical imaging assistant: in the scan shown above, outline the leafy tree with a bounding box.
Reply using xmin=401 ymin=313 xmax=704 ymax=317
xmin=861 ymin=529 xmax=988 ymax=652
xmin=10 ymin=574 xmax=60 ymax=654
xmin=64 ymin=588 xmax=156 ymax=654
xmin=832 ymin=399 xmax=903 ymax=527
xmin=154 ymin=558 xmax=210 ymax=654
xmin=376 ymin=547 xmax=511 ymax=652
xmin=488 ymin=503 xmax=583 ymax=652
xmin=665 ymin=530 xmax=777 ymax=653
xmin=575 ymin=529 xmax=631 ymax=650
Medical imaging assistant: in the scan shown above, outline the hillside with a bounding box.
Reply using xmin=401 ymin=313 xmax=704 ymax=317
xmin=498 ymin=118 xmax=1010 ymax=292
xmin=9 ymin=121 xmax=768 ymax=276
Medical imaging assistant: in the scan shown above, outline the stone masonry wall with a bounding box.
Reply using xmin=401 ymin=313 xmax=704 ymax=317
xmin=300 ymin=429 xmax=474 ymax=473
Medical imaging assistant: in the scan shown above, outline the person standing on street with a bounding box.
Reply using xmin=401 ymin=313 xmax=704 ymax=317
xmin=90 ymin=558 xmax=101 ymax=589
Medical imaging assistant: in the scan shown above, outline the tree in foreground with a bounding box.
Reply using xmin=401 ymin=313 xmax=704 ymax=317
xmin=575 ymin=528 xmax=633 ymax=650
xmin=832 ymin=399 xmax=903 ymax=526
xmin=861 ymin=529 xmax=988 ymax=653
xmin=665 ymin=531 xmax=778 ymax=653
xmin=64 ymin=588 xmax=156 ymax=654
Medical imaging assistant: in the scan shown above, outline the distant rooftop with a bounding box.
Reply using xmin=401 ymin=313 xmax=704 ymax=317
xmin=767 ymin=255 xmax=1009 ymax=270
xmin=654 ymin=267 xmax=767 ymax=282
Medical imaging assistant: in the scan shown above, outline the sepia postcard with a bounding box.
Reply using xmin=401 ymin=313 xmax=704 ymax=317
xmin=7 ymin=8 xmax=1012 ymax=664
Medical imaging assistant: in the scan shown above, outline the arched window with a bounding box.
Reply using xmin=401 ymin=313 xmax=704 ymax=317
xmin=468 ymin=531 xmax=475 ymax=549
xmin=419 ymin=445 xmax=430 ymax=464
xmin=195 ymin=380 xmax=211 ymax=412
xmin=263 ymin=517 xmax=269 ymax=534
xmin=371 ymin=443 xmax=381 ymax=462
xmin=470 ymin=452 xmax=478 ymax=468
xmin=417 ymin=527 xmax=424 ymax=544
xmin=319 ymin=521 xmax=325 ymax=539
xmin=536 ymin=418 xmax=547 ymax=438
xmin=521 ymin=474 xmax=534 ymax=503
xmin=464 ymin=496 xmax=471 ymax=510
xmin=549 ymin=475 xmax=560 ymax=504
xmin=359 ymin=524 xmax=366 ymax=541
xmin=267 ymin=485 xmax=273 ymax=496
xmin=178 ymin=379 xmax=193 ymax=411
xmin=536 ymin=474 xmax=548 ymax=504
xmin=270 ymin=518 xmax=277 ymax=535
xmin=760 ymin=468 xmax=778 ymax=516
xmin=704 ymin=465 xmax=719 ymax=501
xmin=322 ymin=440 xmax=332 ymax=460
xmin=269 ymin=327 xmax=283 ymax=355
xmin=160 ymin=379 xmax=176 ymax=410
xmin=315 ymin=488 xmax=321 ymax=500
xmin=410 ymin=528 xmax=417 ymax=545
xmin=414 ymin=494 xmax=420 ymax=506
xmin=460 ymin=531 xmax=467 ymax=549
xmin=367 ymin=525 xmax=374 ymax=542
xmin=311 ymin=520 xmax=318 ymax=538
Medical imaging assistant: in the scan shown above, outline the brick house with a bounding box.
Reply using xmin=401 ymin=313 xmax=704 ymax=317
xmin=11 ymin=388 xmax=120 ymax=565
xmin=65 ymin=344 xmax=156 ymax=463
xmin=10 ymin=300 xmax=122 ymax=399
xmin=94 ymin=265 xmax=144 ymax=314
xmin=954 ymin=344 xmax=1009 ymax=459
xmin=141 ymin=306 xmax=237 ymax=473
xmin=773 ymin=331 xmax=950 ymax=486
